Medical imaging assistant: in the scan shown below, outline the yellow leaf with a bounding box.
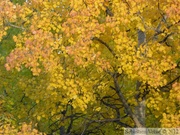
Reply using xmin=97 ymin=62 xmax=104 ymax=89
xmin=37 ymin=116 xmax=41 ymax=121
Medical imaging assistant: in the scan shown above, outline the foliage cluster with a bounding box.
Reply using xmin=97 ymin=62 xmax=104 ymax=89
xmin=0 ymin=0 xmax=179 ymax=134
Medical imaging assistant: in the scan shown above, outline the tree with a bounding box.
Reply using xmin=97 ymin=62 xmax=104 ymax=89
xmin=0 ymin=0 xmax=180 ymax=134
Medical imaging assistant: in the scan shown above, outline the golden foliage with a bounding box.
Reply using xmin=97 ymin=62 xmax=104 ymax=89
xmin=0 ymin=0 xmax=180 ymax=133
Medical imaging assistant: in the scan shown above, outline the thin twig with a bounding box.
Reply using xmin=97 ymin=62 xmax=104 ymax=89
xmin=7 ymin=22 xmax=25 ymax=30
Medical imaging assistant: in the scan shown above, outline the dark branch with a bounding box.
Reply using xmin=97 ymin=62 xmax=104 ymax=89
xmin=92 ymin=37 xmax=116 ymax=57
xmin=89 ymin=118 xmax=132 ymax=127
xmin=159 ymin=75 xmax=180 ymax=92
xmin=159 ymin=33 xmax=174 ymax=44
xmin=112 ymin=73 xmax=143 ymax=127
xmin=20 ymin=93 xmax=26 ymax=102
xmin=27 ymin=103 xmax=37 ymax=115
xmin=106 ymin=7 xmax=113 ymax=17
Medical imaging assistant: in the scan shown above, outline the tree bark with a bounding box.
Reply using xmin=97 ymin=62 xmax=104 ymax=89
xmin=134 ymin=30 xmax=147 ymax=127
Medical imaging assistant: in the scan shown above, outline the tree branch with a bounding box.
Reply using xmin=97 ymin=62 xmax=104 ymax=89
xmin=112 ymin=73 xmax=144 ymax=127
xmin=159 ymin=75 xmax=180 ymax=92
xmin=6 ymin=22 xmax=25 ymax=30
xmin=159 ymin=32 xmax=174 ymax=44
xmin=92 ymin=37 xmax=116 ymax=57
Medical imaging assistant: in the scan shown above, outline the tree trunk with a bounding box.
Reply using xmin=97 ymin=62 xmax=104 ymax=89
xmin=134 ymin=30 xmax=146 ymax=127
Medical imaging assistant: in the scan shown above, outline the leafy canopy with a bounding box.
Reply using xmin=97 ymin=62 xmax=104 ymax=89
xmin=0 ymin=0 xmax=180 ymax=134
